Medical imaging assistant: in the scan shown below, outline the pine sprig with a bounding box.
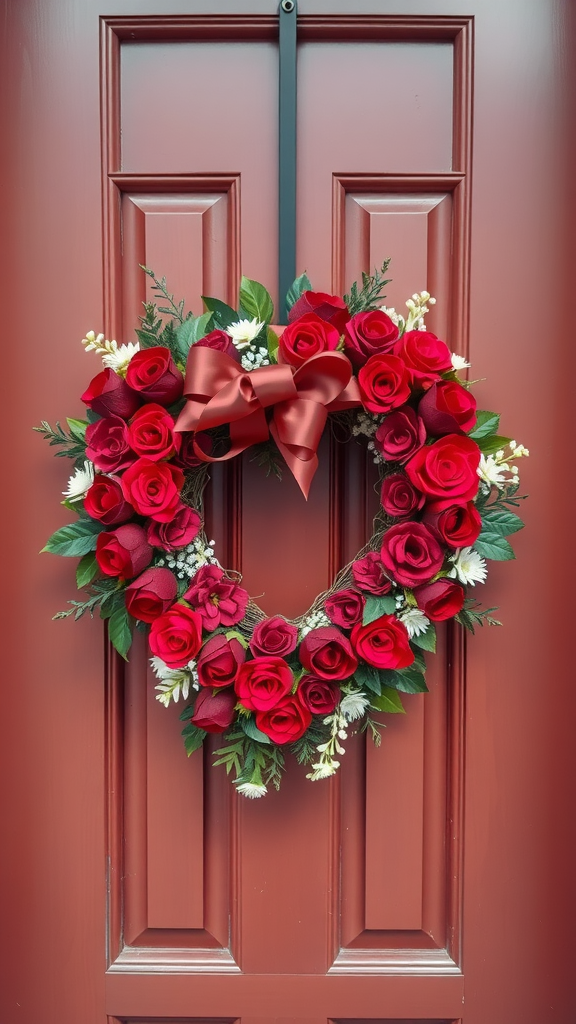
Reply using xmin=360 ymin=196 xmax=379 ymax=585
xmin=249 ymin=441 xmax=284 ymax=481
xmin=456 ymin=602 xmax=502 ymax=634
xmin=34 ymin=420 xmax=87 ymax=462
xmin=344 ymin=259 xmax=392 ymax=316
xmin=290 ymin=720 xmax=327 ymax=765
xmin=140 ymin=265 xmax=187 ymax=324
xmin=52 ymin=577 xmax=120 ymax=621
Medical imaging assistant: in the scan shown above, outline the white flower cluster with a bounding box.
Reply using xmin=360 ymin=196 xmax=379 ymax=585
xmin=299 ymin=609 xmax=331 ymax=638
xmin=379 ymin=305 xmax=405 ymax=331
xmin=241 ymin=347 xmax=270 ymax=371
xmin=81 ymin=330 xmax=139 ymax=375
xmin=404 ymin=290 xmax=436 ymax=332
xmin=227 ymin=318 xmax=265 ymax=351
xmin=398 ymin=606 xmax=431 ymax=638
xmin=151 ymin=656 xmax=199 ymax=706
xmin=155 ymin=536 xmax=218 ymax=581
xmin=352 ymin=410 xmax=379 ymax=438
xmin=236 ymin=781 xmax=268 ymax=799
xmin=478 ymin=441 xmax=529 ymax=490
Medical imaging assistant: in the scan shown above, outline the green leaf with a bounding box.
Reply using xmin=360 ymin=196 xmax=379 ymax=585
xmin=353 ymin=662 xmax=382 ymax=695
xmin=267 ymin=327 xmax=280 ymax=363
xmin=181 ymin=721 xmax=207 ymax=756
xmin=370 ymin=686 xmax=406 ymax=714
xmin=476 ymin=434 xmax=512 ymax=455
xmin=66 ymin=418 xmax=87 ymax=441
xmin=468 ymin=410 xmax=500 ymax=440
xmin=411 ymin=623 xmax=437 ymax=653
xmin=202 ymin=296 xmax=238 ymax=330
xmin=76 ymin=552 xmax=98 ymax=588
xmin=108 ymin=603 xmax=134 ymax=660
xmin=480 ymin=508 xmax=525 ymax=537
xmin=380 ymin=667 xmax=429 ymax=694
xmin=239 ymin=276 xmax=274 ymax=323
xmin=175 ymin=312 xmax=212 ymax=359
xmin=362 ymin=593 xmax=397 ymax=625
xmin=411 ymin=648 xmax=427 ymax=673
xmin=285 ymin=272 xmax=312 ymax=312
xmin=42 ymin=518 xmax=102 ymax=557
xmin=240 ymin=715 xmax=271 ymax=744
xmin=474 ymin=532 xmax=516 ymax=561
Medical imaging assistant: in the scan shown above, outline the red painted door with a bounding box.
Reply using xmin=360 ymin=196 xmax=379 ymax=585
xmin=1 ymin=2 xmax=574 ymax=1023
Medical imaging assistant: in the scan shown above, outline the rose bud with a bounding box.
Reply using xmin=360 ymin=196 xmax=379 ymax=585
xmin=85 ymin=414 xmax=136 ymax=474
xmin=278 ymin=312 xmax=340 ymax=367
xmin=344 ymin=309 xmax=399 ymax=368
xmin=194 ymin=329 xmax=239 ymax=360
xmin=413 ymin=579 xmax=465 ymax=621
xmin=324 ymin=589 xmax=365 ymax=629
xmin=350 ymin=614 xmax=414 ymax=670
xmin=235 ymin=656 xmax=294 ymax=711
xmin=418 ymin=380 xmax=477 ymax=436
xmin=288 ymin=290 xmax=350 ymax=334
xmin=380 ymin=521 xmax=445 ymax=588
xmin=197 ymin=634 xmax=246 ymax=688
xmin=393 ymin=330 xmax=452 ymax=389
xmin=148 ymin=602 xmax=203 ymax=668
xmin=121 ymin=458 xmax=184 ymax=522
xmin=147 ymin=504 xmax=201 ymax=552
xmin=351 ymin=551 xmax=391 ymax=595
xmin=191 ymin=687 xmax=236 ymax=733
xmin=84 ymin=476 xmax=134 ymax=525
xmin=95 ymin=523 xmax=152 ymax=579
xmin=125 ymin=566 xmax=177 ymax=623
xmin=298 ymin=675 xmax=341 ymax=715
xmin=125 ymin=346 xmax=183 ymax=405
xmin=184 ymin=564 xmax=249 ymax=630
xmin=422 ymin=499 xmax=482 ymax=548
xmin=255 ymin=693 xmax=312 ymax=745
xmin=250 ymin=616 xmax=298 ymax=658
xmin=374 ymin=406 xmax=426 ymax=463
xmin=358 ymin=354 xmax=411 ymax=414
xmin=174 ymin=431 xmax=213 ymax=469
xmin=127 ymin=403 xmax=180 ymax=461
xmin=81 ymin=367 xmax=141 ymax=419
xmin=299 ymin=626 xmax=358 ymax=681
xmin=380 ymin=474 xmax=424 ymax=519
xmin=406 ymin=434 xmax=481 ymax=503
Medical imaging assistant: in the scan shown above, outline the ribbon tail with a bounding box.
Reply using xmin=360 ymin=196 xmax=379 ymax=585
xmin=269 ymin=420 xmax=316 ymax=500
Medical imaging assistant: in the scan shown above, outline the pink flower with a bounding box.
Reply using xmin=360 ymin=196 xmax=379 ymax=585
xmin=184 ymin=564 xmax=249 ymax=630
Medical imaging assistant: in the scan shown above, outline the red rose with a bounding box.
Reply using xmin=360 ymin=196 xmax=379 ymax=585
xmin=81 ymin=368 xmax=141 ymax=419
xmin=418 ymin=381 xmax=477 ymax=436
xmin=299 ymin=627 xmax=358 ymax=680
xmin=197 ymin=634 xmax=246 ymax=688
xmin=147 ymin=504 xmax=201 ymax=552
xmin=191 ymin=687 xmax=236 ymax=733
xmin=255 ymin=693 xmax=312 ymax=745
xmin=278 ymin=312 xmax=340 ymax=367
xmin=125 ymin=566 xmax=177 ymax=623
xmin=184 ymin=564 xmax=249 ymax=630
xmin=84 ymin=476 xmax=134 ymax=525
xmin=393 ymin=330 xmax=452 ymax=389
xmin=351 ymin=551 xmax=391 ymax=595
xmin=374 ymin=406 xmax=426 ymax=464
xmin=235 ymin=656 xmax=294 ymax=711
xmin=380 ymin=474 xmax=424 ymax=519
xmin=422 ymin=500 xmax=482 ymax=548
xmin=358 ymin=354 xmax=411 ymax=413
xmin=148 ymin=602 xmax=203 ymax=668
xmin=127 ymin=403 xmax=180 ymax=461
xmin=288 ymin=290 xmax=350 ymax=334
xmin=298 ymin=675 xmax=341 ymax=714
xmin=250 ymin=616 xmax=298 ymax=658
xmin=121 ymin=458 xmax=184 ymax=522
xmin=95 ymin=523 xmax=152 ymax=579
xmin=85 ymin=415 xmax=136 ymax=473
xmin=344 ymin=309 xmax=399 ymax=367
xmin=406 ymin=434 xmax=481 ymax=502
xmin=175 ymin=431 xmax=213 ymax=469
xmin=125 ymin=346 xmax=183 ymax=405
xmin=194 ymin=329 xmax=239 ymax=360
xmin=413 ymin=579 xmax=465 ymax=621
xmin=350 ymin=614 xmax=414 ymax=669
xmin=380 ymin=521 xmax=445 ymax=587
xmin=325 ymin=589 xmax=365 ymax=629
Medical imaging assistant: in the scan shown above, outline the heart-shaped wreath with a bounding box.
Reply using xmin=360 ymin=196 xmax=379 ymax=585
xmin=38 ymin=264 xmax=527 ymax=797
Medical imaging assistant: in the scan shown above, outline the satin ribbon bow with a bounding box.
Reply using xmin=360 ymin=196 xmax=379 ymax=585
xmin=174 ymin=346 xmax=361 ymax=498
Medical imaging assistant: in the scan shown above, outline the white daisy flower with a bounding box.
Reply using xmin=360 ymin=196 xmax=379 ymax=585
xmin=448 ymin=547 xmax=488 ymax=586
xmin=398 ymin=607 xmax=430 ymax=638
xmin=477 ymin=453 xmax=508 ymax=488
xmin=340 ymin=691 xmax=369 ymax=722
xmin=62 ymin=460 xmax=94 ymax=501
xmin=451 ymin=353 xmax=471 ymax=371
xmin=236 ymin=782 xmax=268 ymax=799
xmin=227 ymin=318 xmax=265 ymax=349
xmin=102 ymin=341 xmax=140 ymax=374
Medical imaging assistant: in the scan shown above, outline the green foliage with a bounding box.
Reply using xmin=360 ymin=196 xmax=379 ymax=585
xmin=379 ymin=666 xmax=429 ymax=694
xmin=476 ymin=434 xmax=513 ymax=455
xmin=240 ymin=715 xmax=272 ymax=744
xmin=474 ymin=531 xmax=516 ymax=561
xmin=34 ymin=420 xmax=88 ymax=462
xmin=52 ymin=576 xmax=119 ymax=621
xmin=181 ymin=720 xmax=207 ymax=756
xmin=249 ymin=441 xmax=284 ymax=480
xmin=370 ymin=686 xmax=405 ymax=714
xmin=456 ymin=602 xmax=502 ymax=634
xmin=291 ymin=719 xmax=327 ymax=764
xmin=362 ymin=593 xmax=397 ymax=625
xmin=468 ymin=410 xmax=500 ymax=440
xmin=213 ymin=730 xmax=285 ymax=790
xmin=76 ymin=552 xmax=98 ymax=588
xmin=411 ymin=623 xmax=437 ymax=653
xmin=108 ymin=602 xmax=134 ymax=660
xmin=343 ymin=259 xmax=391 ymax=316
xmin=140 ymin=265 xmax=187 ymax=323
xmin=267 ymin=326 xmax=280 ymax=364
xmin=480 ymin=508 xmax=524 ymax=537
xmin=354 ymin=661 xmax=383 ymax=695
xmin=285 ymin=271 xmax=312 ymax=312
xmin=175 ymin=312 xmax=212 ymax=359
xmin=202 ymin=295 xmax=238 ymax=331
xmin=42 ymin=517 xmax=102 ymax=557
xmin=239 ymin=276 xmax=274 ymax=323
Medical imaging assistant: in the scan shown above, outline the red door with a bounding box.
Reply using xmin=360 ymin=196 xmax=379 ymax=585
xmin=1 ymin=2 xmax=574 ymax=1022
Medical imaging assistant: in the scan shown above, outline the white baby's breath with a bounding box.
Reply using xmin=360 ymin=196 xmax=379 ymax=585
xmin=62 ymin=460 xmax=94 ymax=501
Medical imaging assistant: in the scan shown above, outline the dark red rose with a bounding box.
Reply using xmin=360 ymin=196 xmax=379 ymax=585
xmin=184 ymin=564 xmax=249 ymax=630
xmin=125 ymin=566 xmax=177 ymax=623
xmin=84 ymin=476 xmax=134 ymax=525
xmin=81 ymin=368 xmax=141 ymax=419
xmin=195 ymin=329 xmax=239 ymax=360
xmin=380 ymin=474 xmax=424 ymax=519
xmin=374 ymin=406 xmax=427 ymax=463
xmin=125 ymin=346 xmax=183 ymax=405
xmin=344 ymin=309 xmax=399 ymax=368
xmin=351 ymin=551 xmax=392 ymax=595
xmin=350 ymin=614 xmax=414 ymax=670
xmin=299 ymin=627 xmax=358 ymax=681
xmin=413 ymin=579 xmax=465 ymax=621
xmin=380 ymin=521 xmax=445 ymax=588
xmin=121 ymin=458 xmax=184 ymax=522
xmin=250 ymin=616 xmax=298 ymax=658
xmin=235 ymin=656 xmax=294 ymax=711
xmin=358 ymin=354 xmax=411 ymax=413
xmin=393 ymin=330 xmax=452 ymax=389
xmin=174 ymin=431 xmax=213 ymax=469
xmin=95 ymin=523 xmax=152 ymax=579
xmin=418 ymin=380 xmax=477 ymax=436
xmin=325 ymin=589 xmax=365 ymax=629
xmin=406 ymin=434 xmax=481 ymax=502
xmin=148 ymin=602 xmax=203 ymax=668
xmin=288 ymin=290 xmax=350 ymax=334
xmin=197 ymin=634 xmax=246 ymax=688
xmin=127 ymin=403 xmax=180 ymax=461
xmin=298 ymin=675 xmax=341 ymax=715
xmin=85 ymin=415 xmax=136 ymax=473
xmin=147 ymin=504 xmax=201 ymax=552
xmin=422 ymin=499 xmax=482 ymax=548
xmin=278 ymin=312 xmax=340 ymax=367
xmin=191 ymin=687 xmax=236 ymax=733
xmin=255 ymin=693 xmax=312 ymax=744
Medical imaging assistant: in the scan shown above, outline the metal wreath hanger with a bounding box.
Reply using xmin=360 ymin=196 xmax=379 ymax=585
xmin=278 ymin=0 xmax=297 ymax=321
